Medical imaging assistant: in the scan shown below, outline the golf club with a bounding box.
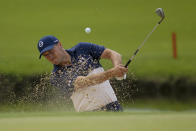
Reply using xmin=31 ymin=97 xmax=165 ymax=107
xmin=124 ymin=8 xmax=165 ymax=68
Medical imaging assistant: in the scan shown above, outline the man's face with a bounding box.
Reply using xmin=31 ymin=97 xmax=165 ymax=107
xmin=42 ymin=43 xmax=65 ymax=65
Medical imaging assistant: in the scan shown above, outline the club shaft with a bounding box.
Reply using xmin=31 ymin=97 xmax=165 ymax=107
xmin=125 ymin=23 xmax=160 ymax=68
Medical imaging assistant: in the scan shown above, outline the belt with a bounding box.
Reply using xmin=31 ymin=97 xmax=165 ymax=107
xmin=94 ymin=101 xmax=123 ymax=112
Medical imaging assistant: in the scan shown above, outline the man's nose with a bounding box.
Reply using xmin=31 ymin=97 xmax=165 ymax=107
xmin=47 ymin=54 xmax=54 ymax=60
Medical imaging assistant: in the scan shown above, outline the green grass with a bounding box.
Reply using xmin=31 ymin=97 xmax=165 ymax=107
xmin=123 ymin=99 xmax=196 ymax=111
xmin=0 ymin=0 xmax=196 ymax=77
xmin=0 ymin=111 xmax=196 ymax=131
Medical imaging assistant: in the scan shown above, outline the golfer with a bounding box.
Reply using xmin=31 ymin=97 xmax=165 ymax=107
xmin=37 ymin=35 xmax=128 ymax=112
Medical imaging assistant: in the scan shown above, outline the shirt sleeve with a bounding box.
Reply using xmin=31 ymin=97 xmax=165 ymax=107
xmin=77 ymin=42 xmax=105 ymax=60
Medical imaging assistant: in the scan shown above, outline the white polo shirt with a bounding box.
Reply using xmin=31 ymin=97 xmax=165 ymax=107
xmin=71 ymin=67 xmax=117 ymax=112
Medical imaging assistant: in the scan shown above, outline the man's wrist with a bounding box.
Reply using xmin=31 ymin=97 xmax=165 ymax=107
xmin=114 ymin=62 xmax=122 ymax=67
xmin=104 ymin=68 xmax=115 ymax=79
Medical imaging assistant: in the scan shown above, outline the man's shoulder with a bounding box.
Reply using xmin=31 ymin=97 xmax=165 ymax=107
xmin=68 ymin=42 xmax=92 ymax=51
xmin=75 ymin=42 xmax=93 ymax=49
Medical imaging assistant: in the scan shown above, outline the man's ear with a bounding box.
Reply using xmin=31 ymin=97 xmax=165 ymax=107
xmin=57 ymin=42 xmax=63 ymax=48
xmin=58 ymin=42 xmax=62 ymax=46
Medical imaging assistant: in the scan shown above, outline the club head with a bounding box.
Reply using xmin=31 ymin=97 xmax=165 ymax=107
xmin=155 ymin=8 xmax=165 ymax=24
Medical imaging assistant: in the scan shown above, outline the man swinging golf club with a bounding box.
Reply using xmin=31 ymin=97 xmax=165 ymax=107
xmin=37 ymin=35 xmax=128 ymax=112
xmin=37 ymin=8 xmax=164 ymax=112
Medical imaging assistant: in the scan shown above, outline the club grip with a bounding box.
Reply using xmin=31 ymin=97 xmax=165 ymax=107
xmin=124 ymin=49 xmax=139 ymax=68
xmin=125 ymin=59 xmax=132 ymax=68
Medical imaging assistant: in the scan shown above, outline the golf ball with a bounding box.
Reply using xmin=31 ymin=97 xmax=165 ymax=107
xmin=85 ymin=27 xmax=91 ymax=34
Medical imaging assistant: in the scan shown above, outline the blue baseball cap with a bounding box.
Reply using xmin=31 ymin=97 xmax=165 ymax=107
xmin=37 ymin=35 xmax=59 ymax=59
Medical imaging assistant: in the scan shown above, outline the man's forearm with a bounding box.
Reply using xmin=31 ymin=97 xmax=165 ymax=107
xmin=74 ymin=69 xmax=114 ymax=89
xmin=111 ymin=52 xmax=122 ymax=66
xmin=101 ymin=49 xmax=122 ymax=67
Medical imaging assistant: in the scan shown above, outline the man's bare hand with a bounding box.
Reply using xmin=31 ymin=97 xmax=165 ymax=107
xmin=111 ymin=64 xmax=128 ymax=78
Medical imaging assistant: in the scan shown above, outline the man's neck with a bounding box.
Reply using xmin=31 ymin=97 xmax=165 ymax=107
xmin=59 ymin=50 xmax=72 ymax=66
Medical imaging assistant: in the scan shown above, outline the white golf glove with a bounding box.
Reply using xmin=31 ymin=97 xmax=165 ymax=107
xmin=115 ymin=74 xmax=127 ymax=80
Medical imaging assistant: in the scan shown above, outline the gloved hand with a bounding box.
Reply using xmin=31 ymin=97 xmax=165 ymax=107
xmin=115 ymin=74 xmax=127 ymax=80
xmin=111 ymin=64 xmax=128 ymax=80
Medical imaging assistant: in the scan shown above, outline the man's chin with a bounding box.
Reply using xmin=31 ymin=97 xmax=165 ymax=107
xmin=51 ymin=61 xmax=59 ymax=65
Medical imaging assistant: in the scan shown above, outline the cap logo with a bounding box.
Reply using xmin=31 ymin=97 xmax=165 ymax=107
xmin=39 ymin=41 xmax=44 ymax=47
xmin=53 ymin=40 xmax=58 ymax=43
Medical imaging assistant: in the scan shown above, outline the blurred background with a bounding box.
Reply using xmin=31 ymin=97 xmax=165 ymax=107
xmin=0 ymin=0 xmax=196 ymax=112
